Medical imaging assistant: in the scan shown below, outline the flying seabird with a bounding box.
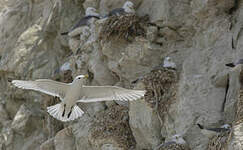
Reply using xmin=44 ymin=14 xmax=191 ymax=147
xmin=197 ymin=123 xmax=231 ymax=138
xmin=225 ymin=59 xmax=243 ymax=67
xmin=154 ymin=134 xmax=190 ymax=150
xmin=61 ymin=7 xmax=100 ymax=36
xmin=11 ymin=75 xmax=146 ymax=122
xmin=104 ymin=1 xmax=135 ymax=17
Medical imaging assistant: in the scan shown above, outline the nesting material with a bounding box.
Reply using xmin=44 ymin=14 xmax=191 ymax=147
xmin=91 ymin=104 xmax=135 ymax=149
xmin=207 ymin=131 xmax=231 ymax=150
xmin=159 ymin=143 xmax=191 ymax=150
xmin=236 ymin=89 xmax=243 ymax=122
xmin=141 ymin=68 xmax=178 ymax=117
xmin=99 ymin=14 xmax=148 ymax=41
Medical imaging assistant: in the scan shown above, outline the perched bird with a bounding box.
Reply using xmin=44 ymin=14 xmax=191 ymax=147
xmin=163 ymin=57 xmax=176 ymax=69
xmin=131 ymin=57 xmax=177 ymax=84
xmin=154 ymin=134 xmax=190 ymax=150
xmin=12 ymin=75 xmax=146 ymax=122
xmin=225 ymin=59 xmax=243 ymax=67
xmin=61 ymin=7 xmax=100 ymax=36
xmin=104 ymin=1 xmax=135 ymax=17
xmin=197 ymin=123 xmax=231 ymax=138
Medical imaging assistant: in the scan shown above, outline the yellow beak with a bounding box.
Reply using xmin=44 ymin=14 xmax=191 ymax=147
xmin=84 ymin=74 xmax=89 ymax=78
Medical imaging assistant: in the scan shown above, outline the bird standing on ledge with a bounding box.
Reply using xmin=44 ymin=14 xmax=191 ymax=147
xmin=61 ymin=7 xmax=100 ymax=36
xmin=225 ymin=59 xmax=243 ymax=67
xmin=197 ymin=123 xmax=231 ymax=138
xmin=104 ymin=1 xmax=135 ymax=17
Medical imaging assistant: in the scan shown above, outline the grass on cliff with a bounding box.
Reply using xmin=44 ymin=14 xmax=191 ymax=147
xmin=99 ymin=14 xmax=149 ymax=41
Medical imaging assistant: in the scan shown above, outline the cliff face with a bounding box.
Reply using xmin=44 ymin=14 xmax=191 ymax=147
xmin=0 ymin=0 xmax=242 ymax=150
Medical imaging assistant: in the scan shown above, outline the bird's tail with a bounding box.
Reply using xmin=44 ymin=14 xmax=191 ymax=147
xmin=47 ymin=103 xmax=63 ymax=121
xmin=225 ymin=63 xmax=235 ymax=67
xmin=197 ymin=123 xmax=204 ymax=129
xmin=47 ymin=103 xmax=84 ymax=122
xmin=60 ymin=32 xmax=68 ymax=35
xmin=68 ymin=105 xmax=84 ymax=121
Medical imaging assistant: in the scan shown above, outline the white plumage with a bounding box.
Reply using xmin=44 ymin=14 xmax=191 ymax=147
xmin=197 ymin=123 xmax=231 ymax=139
xmin=105 ymin=1 xmax=135 ymax=17
xmin=154 ymin=134 xmax=190 ymax=150
xmin=163 ymin=57 xmax=176 ymax=69
xmin=12 ymin=75 xmax=146 ymax=122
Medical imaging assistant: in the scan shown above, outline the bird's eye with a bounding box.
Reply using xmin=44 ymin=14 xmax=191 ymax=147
xmin=78 ymin=77 xmax=81 ymax=79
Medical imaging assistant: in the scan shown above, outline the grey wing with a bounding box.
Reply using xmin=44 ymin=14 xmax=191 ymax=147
xmin=236 ymin=59 xmax=243 ymax=65
xmin=12 ymin=79 xmax=70 ymax=100
xmin=108 ymin=8 xmax=125 ymax=16
xmin=70 ymin=18 xmax=87 ymax=31
xmin=206 ymin=127 xmax=229 ymax=133
xmin=77 ymin=86 xmax=146 ymax=102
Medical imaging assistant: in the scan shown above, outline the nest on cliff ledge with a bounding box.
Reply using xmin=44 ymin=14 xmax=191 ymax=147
xmin=236 ymin=88 xmax=243 ymax=121
xmin=91 ymin=104 xmax=135 ymax=149
xmin=207 ymin=130 xmax=231 ymax=150
xmin=99 ymin=14 xmax=149 ymax=41
xmin=142 ymin=68 xmax=178 ymax=119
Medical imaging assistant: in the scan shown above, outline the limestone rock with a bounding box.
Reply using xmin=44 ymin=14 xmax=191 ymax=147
xmin=0 ymin=0 xmax=242 ymax=149
xmin=159 ymin=27 xmax=183 ymax=41
xmin=129 ymin=98 xmax=162 ymax=149
xmin=68 ymin=38 xmax=80 ymax=54
xmin=11 ymin=104 xmax=43 ymax=137
xmin=83 ymin=0 xmax=100 ymax=10
xmin=54 ymin=127 xmax=75 ymax=150
xmin=146 ymin=26 xmax=158 ymax=42
xmin=72 ymin=115 xmax=94 ymax=150
xmin=40 ymin=138 xmax=55 ymax=150
xmin=0 ymin=104 xmax=9 ymax=123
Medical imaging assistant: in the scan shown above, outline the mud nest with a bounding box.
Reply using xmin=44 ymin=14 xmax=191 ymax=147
xmin=142 ymin=68 xmax=178 ymax=117
xmin=91 ymin=104 xmax=136 ymax=149
xmin=207 ymin=131 xmax=231 ymax=150
xmin=99 ymin=14 xmax=149 ymax=41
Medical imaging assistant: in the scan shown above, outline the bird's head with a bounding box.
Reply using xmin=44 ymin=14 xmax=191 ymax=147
xmin=221 ymin=124 xmax=231 ymax=129
xmin=123 ymin=1 xmax=135 ymax=13
xmin=85 ymin=7 xmax=99 ymax=17
xmin=165 ymin=57 xmax=171 ymax=62
xmin=171 ymin=134 xmax=186 ymax=145
xmin=73 ymin=74 xmax=89 ymax=84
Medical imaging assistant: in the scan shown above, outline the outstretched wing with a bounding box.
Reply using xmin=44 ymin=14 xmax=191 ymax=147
xmin=12 ymin=79 xmax=70 ymax=100
xmin=77 ymin=86 xmax=145 ymax=102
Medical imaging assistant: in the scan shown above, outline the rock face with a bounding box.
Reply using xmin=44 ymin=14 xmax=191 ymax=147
xmin=0 ymin=0 xmax=242 ymax=150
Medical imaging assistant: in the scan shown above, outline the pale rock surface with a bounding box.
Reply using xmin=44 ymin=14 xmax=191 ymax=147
xmin=129 ymin=98 xmax=162 ymax=149
xmin=54 ymin=127 xmax=75 ymax=150
xmin=0 ymin=0 xmax=242 ymax=150
xmin=40 ymin=138 xmax=55 ymax=150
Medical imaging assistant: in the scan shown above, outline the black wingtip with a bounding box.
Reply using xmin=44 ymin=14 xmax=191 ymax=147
xmin=197 ymin=123 xmax=204 ymax=129
xmin=225 ymin=63 xmax=235 ymax=67
xmin=61 ymin=32 xmax=68 ymax=35
xmin=62 ymin=104 xmax=66 ymax=117
xmin=131 ymin=79 xmax=139 ymax=84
